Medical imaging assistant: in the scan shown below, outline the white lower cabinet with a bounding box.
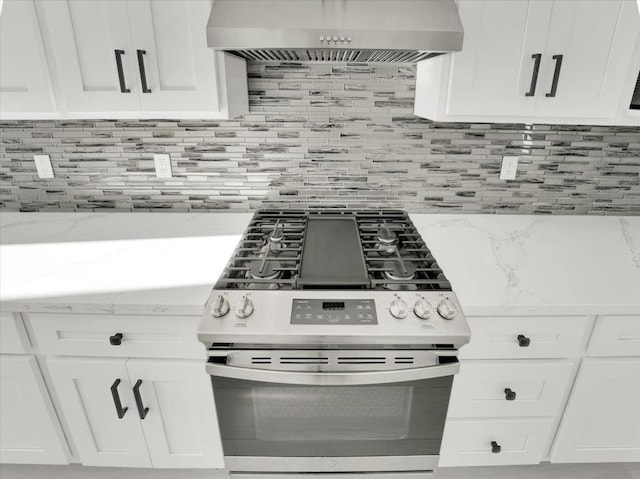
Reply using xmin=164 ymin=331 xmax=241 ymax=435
xmin=440 ymin=418 xmax=554 ymax=467
xmin=0 ymin=355 xmax=68 ymax=464
xmin=125 ymin=359 xmax=223 ymax=469
xmin=47 ymin=357 xmax=223 ymax=468
xmin=47 ymin=357 xmax=151 ymax=467
xmin=551 ymin=357 xmax=640 ymax=463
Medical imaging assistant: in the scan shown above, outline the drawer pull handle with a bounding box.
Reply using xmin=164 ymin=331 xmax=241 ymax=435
xmin=110 ymin=378 xmax=128 ymax=419
xmin=136 ymin=49 xmax=152 ymax=93
xmin=517 ymin=334 xmax=531 ymax=347
xmin=133 ymin=380 xmax=149 ymax=420
xmin=491 ymin=441 xmax=501 ymax=454
xmin=525 ymin=53 xmax=542 ymax=96
xmin=109 ymin=333 xmax=124 ymax=346
xmin=504 ymin=388 xmax=517 ymax=401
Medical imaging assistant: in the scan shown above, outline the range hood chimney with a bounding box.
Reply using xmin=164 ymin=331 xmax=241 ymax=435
xmin=207 ymin=0 xmax=464 ymax=63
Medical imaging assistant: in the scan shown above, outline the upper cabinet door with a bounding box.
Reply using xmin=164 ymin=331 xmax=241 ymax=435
xmin=0 ymin=0 xmax=57 ymax=117
xmin=125 ymin=359 xmax=224 ymax=469
xmin=0 ymin=356 xmax=69 ymax=464
xmin=535 ymin=0 xmax=640 ymax=119
xmin=37 ymin=0 xmax=140 ymax=113
xmin=126 ymin=0 xmax=221 ymax=114
xmin=47 ymin=357 xmax=151 ymax=467
xmin=443 ymin=0 xmax=553 ymax=117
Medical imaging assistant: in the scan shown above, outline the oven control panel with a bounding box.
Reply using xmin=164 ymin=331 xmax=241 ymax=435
xmin=290 ymin=299 xmax=378 ymax=325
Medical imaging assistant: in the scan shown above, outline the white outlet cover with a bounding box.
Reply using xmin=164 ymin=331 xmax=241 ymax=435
xmin=500 ymin=156 xmax=518 ymax=180
xmin=153 ymin=154 xmax=172 ymax=178
xmin=34 ymin=154 xmax=54 ymax=179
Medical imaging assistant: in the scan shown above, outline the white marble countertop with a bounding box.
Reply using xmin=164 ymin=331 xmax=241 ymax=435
xmin=1 ymin=212 xmax=639 ymax=316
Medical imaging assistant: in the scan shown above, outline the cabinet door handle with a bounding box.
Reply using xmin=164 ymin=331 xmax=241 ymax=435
xmin=110 ymin=378 xmax=128 ymax=419
xmin=133 ymin=379 xmax=149 ymax=419
xmin=517 ymin=334 xmax=531 ymax=347
xmin=491 ymin=441 xmax=502 ymax=453
xmin=545 ymin=54 xmax=563 ymax=97
xmin=136 ymin=49 xmax=152 ymax=93
xmin=109 ymin=333 xmax=123 ymax=346
xmin=525 ymin=53 xmax=542 ymax=96
xmin=114 ymin=50 xmax=131 ymax=93
xmin=504 ymin=388 xmax=517 ymax=401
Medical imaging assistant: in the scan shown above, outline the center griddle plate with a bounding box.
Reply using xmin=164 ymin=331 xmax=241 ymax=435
xmin=296 ymin=215 xmax=371 ymax=288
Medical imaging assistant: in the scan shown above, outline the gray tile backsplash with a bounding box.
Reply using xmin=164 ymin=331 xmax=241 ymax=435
xmin=1 ymin=62 xmax=639 ymax=214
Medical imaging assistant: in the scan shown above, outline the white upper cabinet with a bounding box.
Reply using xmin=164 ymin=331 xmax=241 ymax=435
xmin=37 ymin=0 xmax=140 ymax=113
xmin=535 ymin=0 xmax=640 ymax=119
xmin=1 ymin=0 xmax=247 ymax=119
xmin=0 ymin=356 xmax=69 ymax=464
xmin=415 ymin=0 xmax=640 ymax=125
xmin=126 ymin=0 xmax=221 ymax=115
xmin=0 ymin=0 xmax=57 ymax=118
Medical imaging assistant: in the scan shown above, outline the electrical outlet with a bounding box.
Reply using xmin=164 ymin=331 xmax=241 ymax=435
xmin=500 ymin=156 xmax=518 ymax=180
xmin=154 ymin=154 xmax=172 ymax=178
xmin=34 ymin=154 xmax=54 ymax=179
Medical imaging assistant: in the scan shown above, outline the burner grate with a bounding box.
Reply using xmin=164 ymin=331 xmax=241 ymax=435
xmin=214 ymin=209 xmax=452 ymax=291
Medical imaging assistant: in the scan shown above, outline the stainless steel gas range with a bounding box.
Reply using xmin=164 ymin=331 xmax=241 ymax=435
xmin=198 ymin=209 xmax=470 ymax=478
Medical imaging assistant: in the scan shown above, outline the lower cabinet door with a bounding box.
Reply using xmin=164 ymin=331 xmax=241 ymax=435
xmin=0 ymin=355 xmax=69 ymax=464
xmin=439 ymin=418 xmax=554 ymax=466
xmin=126 ymin=359 xmax=224 ymax=468
xmin=47 ymin=357 xmax=151 ymax=467
xmin=551 ymin=357 xmax=640 ymax=463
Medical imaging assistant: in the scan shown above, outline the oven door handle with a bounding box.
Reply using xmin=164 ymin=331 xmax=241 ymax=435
xmin=206 ymin=359 xmax=459 ymax=386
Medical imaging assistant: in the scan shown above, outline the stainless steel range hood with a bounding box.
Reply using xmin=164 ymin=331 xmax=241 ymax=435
xmin=207 ymin=0 xmax=464 ymax=63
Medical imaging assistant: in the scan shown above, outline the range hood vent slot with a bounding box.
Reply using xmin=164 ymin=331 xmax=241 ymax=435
xmin=233 ymin=49 xmax=441 ymax=63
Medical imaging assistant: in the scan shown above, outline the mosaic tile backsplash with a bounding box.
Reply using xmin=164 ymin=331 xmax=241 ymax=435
xmin=1 ymin=62 xmax=639 ymax=214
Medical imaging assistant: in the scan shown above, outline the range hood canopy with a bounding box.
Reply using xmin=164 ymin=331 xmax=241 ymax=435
xmin=207 ymin=0 xmax=464 ymax=63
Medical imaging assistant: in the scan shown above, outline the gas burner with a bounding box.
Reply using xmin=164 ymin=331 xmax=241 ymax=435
xmin=382 ymin=259 xmax=416 ymax=281
xmin=375 ymin=224 xmax=399 ymax=256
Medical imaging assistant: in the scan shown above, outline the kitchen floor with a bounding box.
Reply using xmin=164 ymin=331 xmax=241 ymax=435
xmin=1 ymin=463 xmax=638 ymax=479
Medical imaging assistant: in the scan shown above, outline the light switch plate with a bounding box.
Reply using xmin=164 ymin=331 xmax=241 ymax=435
xmin=154 ymin=154 xmax=172 ymax=178
xmin=34 ymin=154 xmax=54 ymax=179
xmin=500 ymin=156 xmax=518 ymax=180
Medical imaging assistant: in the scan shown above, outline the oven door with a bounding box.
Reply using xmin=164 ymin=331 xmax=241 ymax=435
xmin=206 ymin=356 xmax=458 ymax=474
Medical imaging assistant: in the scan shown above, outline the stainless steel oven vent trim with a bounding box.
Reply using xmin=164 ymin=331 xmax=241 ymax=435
xmin=231 ymin=49 xmax=441 ymax=63
xmin=214 ymin=349 xmax=449 ymax=372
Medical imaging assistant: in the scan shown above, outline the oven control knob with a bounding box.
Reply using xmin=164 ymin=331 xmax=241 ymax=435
xmin=235 ymin=296 xmax=254 ymax=319
xmin=210 ymin=294 xmax=230 ymax=318
xmin=413 ymin=299 xmax=432 ymax=320
xmin=389 ymin=297 xmax=409 ymax=319
xmin=437 ymin=298 xmax=457 ymax=320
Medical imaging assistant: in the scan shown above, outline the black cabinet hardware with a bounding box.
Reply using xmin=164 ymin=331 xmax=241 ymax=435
xmin=545 ymin=54 xmax=563 ymax=97
xmin=491 ymin=441 xmax=502 ymax=453
xmin=136 ymin=49 xmax=151 ymax=93
xmin=110 ymin=378 xmax=128 ymax=419
xmin=517 ymin=334 xmax=531 ymax=347
xmin=525 ymin=53 xmax=542 ymax=96
xmin=114 ymin=50 xmax=130 ymax=93
xmin=505 ymin=388 xmax=517 ymax=401
xmin=109 ymin=333 xmax=123 ymax=346
xmin=133 ymin=379 xmax=149 ymax=419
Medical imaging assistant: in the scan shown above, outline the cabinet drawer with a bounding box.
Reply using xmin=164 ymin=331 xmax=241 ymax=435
xmin=28 ymin=313 xmax=202 ymax=359
xmin=439 ymin=418 xmax=554 ymax=467
xmin=459 ymin=316 xmax=590 ymax=359
xmin=0 ymin=312 xmax=30 ymax=353
xmin=448 ymin=360 xmax=574 ymax=418
xmin=588 ymin=315 xmax=640 ymax=357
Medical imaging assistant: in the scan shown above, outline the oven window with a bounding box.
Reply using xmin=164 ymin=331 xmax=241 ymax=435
xmin=212 ymin=376 xmax=453 ymax=457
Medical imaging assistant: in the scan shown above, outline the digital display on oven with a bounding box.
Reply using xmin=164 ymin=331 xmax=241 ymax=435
xmin=291 ymin=299 xmax=377 ymax=325
xmin=322 ymin=301 xmax=345 ymax=310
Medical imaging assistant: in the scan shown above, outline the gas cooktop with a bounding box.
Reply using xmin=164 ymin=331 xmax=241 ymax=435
xmin=215 ymin=209 xmax=452 ymax=291
xmin=200 ymin=209 xmax=469 ymax=348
